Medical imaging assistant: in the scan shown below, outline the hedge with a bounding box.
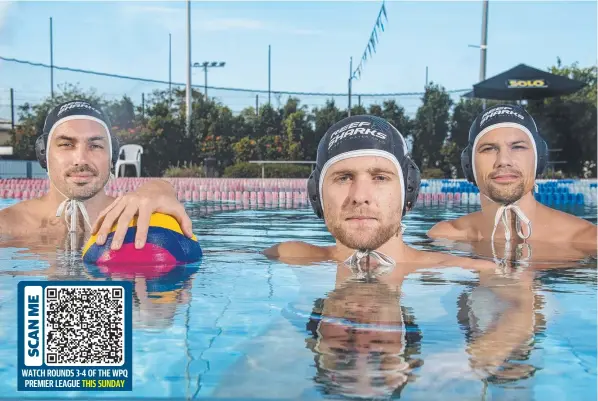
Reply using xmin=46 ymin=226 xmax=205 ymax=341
xmin=223 ymin=162 xmax=312 ymax=178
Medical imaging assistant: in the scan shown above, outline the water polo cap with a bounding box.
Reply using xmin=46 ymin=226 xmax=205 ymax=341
xmin=308 ymin=115 xmax=420 ymax=220
xmin=460 ymin=104 xmax=547 ymax=257
xmin=461 ymin=104 xmax=548 ymax=184
xmin=307 ymin=115 xmax=421 ymax=269
xmin=36 ymin=100 xmax=120 ymax=170
xmin=35 ymin=100 xmax=120 ymax=239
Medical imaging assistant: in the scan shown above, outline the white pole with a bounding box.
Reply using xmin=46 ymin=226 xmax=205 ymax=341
xmin=185 ymin=0 xmax=192 ymax=136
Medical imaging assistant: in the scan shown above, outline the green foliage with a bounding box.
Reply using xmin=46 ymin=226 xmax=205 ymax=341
xmin=223 ymin=162 xmax=312 ymax=178
xmin=163 ymin=162 xmax=204 ymax=178
xmin=421 ymin=168 xmax=445 ymax=179
xmin=411 ymin=82 xmax=453 ymax=172
xmin=233 ymin=137 xmax=259 ymax=163
xmin=526 ymin=58 xmax=598 ymax=178
xmin=10 ymin=59 xmax=596 ymax=178
xmin=442 ymin=98 xmax=485 ymax=178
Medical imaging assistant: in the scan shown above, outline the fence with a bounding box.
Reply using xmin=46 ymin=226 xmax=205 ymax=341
xmin=0 ymin=56 xmax=470 ymax=124
xmin=0 ymin=160 xmax=47 ymax=179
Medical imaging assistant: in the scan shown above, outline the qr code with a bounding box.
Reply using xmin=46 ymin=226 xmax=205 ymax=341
xmin=44 ymin=286 xmax=125 ymax=366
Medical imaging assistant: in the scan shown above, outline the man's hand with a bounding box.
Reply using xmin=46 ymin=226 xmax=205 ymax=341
xmin=92 ymin=179 xmax=193 ymax=250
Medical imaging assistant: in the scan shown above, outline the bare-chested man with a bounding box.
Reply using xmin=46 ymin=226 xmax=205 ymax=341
xmin=427 ymin=104 xmax=596 ymax=263
xmin=264 ymin=115 xmax=497 ymax=272
xmin=0 ymin=99 xmax=192 ymax=251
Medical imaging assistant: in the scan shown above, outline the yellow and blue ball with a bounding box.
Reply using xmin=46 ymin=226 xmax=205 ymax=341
xmin=82 ymin=212 xmax=202 ymax=268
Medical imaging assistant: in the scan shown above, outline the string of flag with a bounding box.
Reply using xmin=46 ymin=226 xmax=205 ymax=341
xmin=352 ymin=1 xmax=388 ymax=81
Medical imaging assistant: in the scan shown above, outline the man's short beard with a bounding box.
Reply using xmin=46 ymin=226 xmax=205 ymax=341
xmin=486 ymin=181 xmax=526 ymax=204
xmin=62 ymin=175 xmax=109 ymax=201
xmin=327 ymin=219 xmax=400 ymax=251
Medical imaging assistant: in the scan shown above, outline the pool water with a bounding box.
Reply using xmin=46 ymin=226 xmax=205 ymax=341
xmin=0 ymin=199 xmax=595 ymax=400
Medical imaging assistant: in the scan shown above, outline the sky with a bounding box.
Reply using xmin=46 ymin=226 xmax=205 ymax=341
xmin=0 ymin=0 xmax=596 ymax=121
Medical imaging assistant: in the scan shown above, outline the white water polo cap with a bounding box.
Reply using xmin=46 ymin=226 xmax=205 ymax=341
xmin=307 ymin=115 xmax=421 ymax=220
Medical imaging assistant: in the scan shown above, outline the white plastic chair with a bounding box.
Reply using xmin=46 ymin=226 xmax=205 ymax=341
xmin=115 ymin=144 xmax=143 ymax=177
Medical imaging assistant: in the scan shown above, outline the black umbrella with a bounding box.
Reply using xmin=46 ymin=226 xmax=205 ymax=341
xmin=462 ymin=63 xmax=586 ymax=100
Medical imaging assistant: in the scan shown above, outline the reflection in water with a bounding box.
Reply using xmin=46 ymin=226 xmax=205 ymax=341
xmin=0 ymin=203 xmax=594 ymax=399
xmin=83 ymin=261 xmax=199 ymax=329
xmin=305 ymin=280 xmax=423 ymax=399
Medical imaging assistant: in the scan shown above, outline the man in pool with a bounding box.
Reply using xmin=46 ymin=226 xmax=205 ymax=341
xmin=427 ymin=104 xmax=597 ymax=261
xmin=0 ymin=99 xmax=193 ymax=250
xmin=264 ymin=114 xmax=496 ymax=271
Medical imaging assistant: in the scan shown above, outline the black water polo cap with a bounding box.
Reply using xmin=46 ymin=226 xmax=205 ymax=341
xmin=307 ymin=115 xmax=421 ymax=219
xmin=461 ymin=104 xmax=548 ymax=184
xmin=35 ymin=100 xmax=120 ymax=170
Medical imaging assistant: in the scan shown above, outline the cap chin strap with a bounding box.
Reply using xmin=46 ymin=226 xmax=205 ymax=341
xmin=55 ymin=191 xmax=92 ymax=233
xmin=484 ymin=194 xmax=533 ymax=269
xmin=343 ymin=223 xmax=406 ymax=279
xmin=50 ymin=171 xmax=114 ymax=250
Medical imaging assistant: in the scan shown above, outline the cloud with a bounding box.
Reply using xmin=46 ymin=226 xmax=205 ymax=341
xmin=0 ymin=1 xmax=13 ymax=32
xmin=120 ymin=3 xmax=322 ymax=36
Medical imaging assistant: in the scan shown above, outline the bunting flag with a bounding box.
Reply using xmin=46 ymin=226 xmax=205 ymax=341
xmin=351 ymin=1 xmax=388 ymax=81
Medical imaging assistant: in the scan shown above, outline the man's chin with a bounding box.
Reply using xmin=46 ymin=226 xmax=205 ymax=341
xmin=337 ymin=233 xmax=388 ymax=251
xmin=65 ymin=186 xmax=102 ymax=201
xmin=485 ymin=185 xmax=525 ymax=204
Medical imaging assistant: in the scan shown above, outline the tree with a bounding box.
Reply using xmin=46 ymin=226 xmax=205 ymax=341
xmin=8 ymin=60 xmax=594 ymax=178
xmin=443 ymin=98 xmax=484 ymax=177
xmin=526 ymin=59 xmax=597 ymax=177
xmin=308 ymin=99 xmax=345 ymax=159
xmin=104 ymin=95 xmax=136 ymax=130
xmin=411 ymin=83 xmax=453 ymax=174
xmin=381 ymin=100 xmax=413 ymax=140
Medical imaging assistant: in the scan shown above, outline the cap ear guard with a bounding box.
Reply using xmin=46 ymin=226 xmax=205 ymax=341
xmin=461 ymin=146 xmax=475 ymax=184
xmin=307 ymin=168 xmax=323 ymax=219
xmin=535 ymin=137 xmax=548 ymax=177
xmin=402 ymin=157 xmax=421 ymax=215
xmin=35 ymin=134 xmax=49 ymax=170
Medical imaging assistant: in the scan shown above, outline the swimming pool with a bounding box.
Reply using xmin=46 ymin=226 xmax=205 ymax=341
xmin=0 ymin=199 xmax=595 ymax=400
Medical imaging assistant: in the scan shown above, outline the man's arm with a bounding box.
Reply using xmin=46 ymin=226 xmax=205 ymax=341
xmin=263 ymin=241 xmax=333 ymax=265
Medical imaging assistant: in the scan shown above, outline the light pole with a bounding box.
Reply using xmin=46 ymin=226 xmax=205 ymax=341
xmin=468 ymin=0 xmax=489 ymax=109
xmin=479 ymin=0 xmax=489 ymax=83
xmin=185 ymin=0 xmax=192 ymax=137
xmin=192 ymin=61 xmax=226 ymax=98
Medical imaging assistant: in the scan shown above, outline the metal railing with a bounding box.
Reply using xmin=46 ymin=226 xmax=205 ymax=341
xmin=248 ymin=160 xmax=316 ymax=179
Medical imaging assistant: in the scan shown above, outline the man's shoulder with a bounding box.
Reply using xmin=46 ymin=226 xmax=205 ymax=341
xmin=263 ymin=241 xmax=333 ymax=265
xmin=541 ymin=204 xmax=597 ymax=243
xmin=0 ymin=198 xmax=44 ymax=227
xmin=427 ymin=212 xmax=481 ymax=241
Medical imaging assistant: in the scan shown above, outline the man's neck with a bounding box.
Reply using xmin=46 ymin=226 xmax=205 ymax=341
xmin=479 ymin=190 xmax=539 ymax=240
xmin=44 ymin=188 xmax=112 ymax=226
